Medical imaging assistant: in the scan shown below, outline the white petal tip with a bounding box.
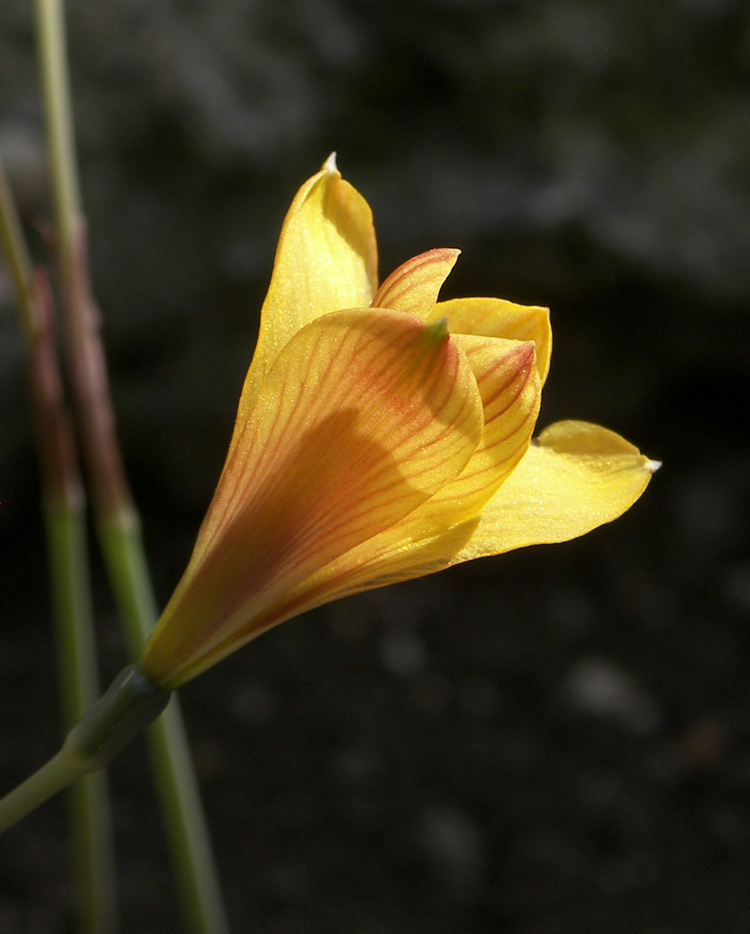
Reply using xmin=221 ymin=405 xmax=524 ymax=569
xmin=323 ymin=152 xmax=338 ymax=173
xmin=645 ymin=459 xmax=662 ymax=474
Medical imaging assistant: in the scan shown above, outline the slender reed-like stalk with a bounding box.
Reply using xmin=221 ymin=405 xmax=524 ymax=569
xmin=0 ymin=161 xmax=116 ymax=934
xmin=0 ymin=163 xmax=36 ymax=338
xmin=33 ymin=2 xmax=229 ymax=931
xmin=100 ymin=514 xmax=231 ymax=934
xmin=44 ymin=505 xmax=117 ymax=934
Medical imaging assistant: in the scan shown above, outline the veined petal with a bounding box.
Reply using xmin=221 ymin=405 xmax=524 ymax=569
xmin=428 ymin=297 xmax=552 ymax=385
xmin=229 ymin=155 xmax=379 ymax=455
xmin=276 ymin=420 xmax=654 ymax=618
xmin=275 ymin=337 xmax=540 ymax=611
xmin=372 ymin=248 xmax=460 ymax=316
xmin=453 ymin=420 xmax=658 ymax=561
xmin=438 ymin=335 xmax=540 ymax=511
xmin=142 ymin=309 xmax=483 ymax=687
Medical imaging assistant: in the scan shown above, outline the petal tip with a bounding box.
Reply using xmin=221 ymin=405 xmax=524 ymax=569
xmin=437 ymin=247 xmax=462 ymax=261
xmin=517 ymin=340 xmax=537 ymax=365
xmin=323 ymin=152 xmax=339 ymax=174
xmin=645 ymin=458 xmax=662 ymax=474
xmin=502 ymin=339 xmax=538 ymax=380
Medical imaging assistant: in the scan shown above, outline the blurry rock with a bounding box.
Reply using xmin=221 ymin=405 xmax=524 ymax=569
xmin=723 ymin=561 xmax=750 ymax=614
xmin=564 ymin=654 xmax=662 ymax=734
xmin=417 ymin=804 xmax=486 ymax=899
xmin=379 ymin=628 xmax=427 ymax=679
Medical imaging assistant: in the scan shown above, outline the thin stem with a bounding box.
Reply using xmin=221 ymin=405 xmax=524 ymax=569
xmin=0 ymin=160 xmax=36 ymax=340
xmin=46 ymin=507 xmax=117 ymax=934
xmin=99 ymin=512 xmax=231 ymax=934
xmin=46 ymin=507 xmax=99 ymax=729
xmin=33 ymin=2 xmax=230 ymax=930
xmin=66 ymin=776 xmax=116 ymax=934
xmin=0 ymin=748 xmax=86 ymax=835
xmin=34 ymin=0 xmax=81 ymax=271
xmin=1 ymin=162 xmax=117 ymax=933
xmin=0 ymin=665 xmax=171 ymax=835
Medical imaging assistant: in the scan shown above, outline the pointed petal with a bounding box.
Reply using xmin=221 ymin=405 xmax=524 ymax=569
xmin=282 ymin=419 xmax=654 ymax=614
xmin=452 ymin=420 xmax=658 ymax=561
xmin=428 ymin=297 xmax=552 ymax=385
xmin=142 ymin=308 xmax=483 ymax=687
xmin=229 ymin=156 xmax=379 ymax=455
xmin=372 ymin=248 xmax=460 ymax=316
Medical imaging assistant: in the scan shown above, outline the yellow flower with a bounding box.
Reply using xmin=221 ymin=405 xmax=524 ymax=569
xmin=141 ymin=156 xmax=657 ymax=689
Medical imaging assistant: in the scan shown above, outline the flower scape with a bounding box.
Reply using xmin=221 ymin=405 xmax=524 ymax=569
xmin=141 ymin=156 xmax=657 ymax=689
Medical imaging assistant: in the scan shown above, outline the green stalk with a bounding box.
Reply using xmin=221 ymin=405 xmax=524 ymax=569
xmin=0 ymin=748 xmax=87 ymax=834
xmin=1 ymin=160 xmax=117 ymax=933
xmin=0 ymin=162 xmax=36 ymax=340
xmin=99 ymin=510 xmax=231 ymax=934
xmin=46 ymin=506 xmax=117 ymax=934
xmin=34 ymin=0 xmax=81 ymax=269
xmin=33 ymin=2 xmax=229 ymax=931
xmin=0 ymin=665 xmax=171 ymax=835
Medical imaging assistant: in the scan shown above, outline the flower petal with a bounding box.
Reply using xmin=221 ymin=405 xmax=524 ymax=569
xmin=142 ymin=309 xmax=483 ymax=687
xmin=278 ymin=336 xmax=541 ymax=609
xmin=372 ymin=248 xmax=460 ymax=316
xmin=279 ymin=419 xmax=654 ymax=615
xmin=435 ymin=335 xmax=541 ymax=511
xmin=428 ymin=297 xmax=552 ymax=384
xmin=453 ymin=420 xmax=658 ymax=561
xmin=229 ymin=155 xmax=379 ymax=455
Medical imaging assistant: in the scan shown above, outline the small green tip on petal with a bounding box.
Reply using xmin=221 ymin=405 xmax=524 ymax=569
xmin=423 ymin=316 xmax=449 ymax=346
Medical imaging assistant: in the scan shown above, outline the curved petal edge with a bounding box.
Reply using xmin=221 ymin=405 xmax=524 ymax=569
xmin=452 ymin=420 xmax=658 ymax=562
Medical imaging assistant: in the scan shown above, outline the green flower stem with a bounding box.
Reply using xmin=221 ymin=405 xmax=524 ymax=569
xmin=0 ymin=748 xmax=85 ymax=835
xmin=46 ymin=506 xmax=117 ymax=934
xmin=33 ymin=1 xmax=230 ymax=930
xmin=34 ymin=0 xmax=81 ymax=271
xmin=66 ymin=775 xmax=116 ymax=934
xmin=0 ymin=666 xmax=170 ymax=835
xmin=1 ymin=160 xmax=117 ymax=933
xmin=66 ymin=665 xmax=172 ymax=766
xmin=98 ymin=510 xmax=231 ymax=934
xmin=0 ymin=161 xmax=36 ymax=340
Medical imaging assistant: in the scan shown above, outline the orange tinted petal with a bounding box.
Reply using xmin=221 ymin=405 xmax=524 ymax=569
xmin=280 ymin=337 xmax=541 ymax=609
xmin=372 ymin=248 xmax=460 ymax=316
xmin=285 ymin=419 xmax=654 ymax=617
xmin=142 ymin=309 xmax=483 ymax=687
xmin=437 ymin=335 xmax=541 ymax=509
xmin=428 ymin=297 xmax=552 ymax=384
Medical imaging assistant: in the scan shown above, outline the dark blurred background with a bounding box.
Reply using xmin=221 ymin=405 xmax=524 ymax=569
xmin=1 ymin=0 xmax=749 ymax=931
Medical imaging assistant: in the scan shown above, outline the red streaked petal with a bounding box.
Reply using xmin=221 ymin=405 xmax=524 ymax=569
xmin=429 ymin=296 xmax=552 ymax=385
xmin=142 ymin=308 xmax=483 ymax=687
xmin=274 ymin=418 xmax=654 ymax=617
xmin=372 ymin=248 xmax=460 ymax=317
xmin=433 ymin=335 xmax=541 ymax=511
xmin=274 ymin=336 xmax=539 ymax=608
